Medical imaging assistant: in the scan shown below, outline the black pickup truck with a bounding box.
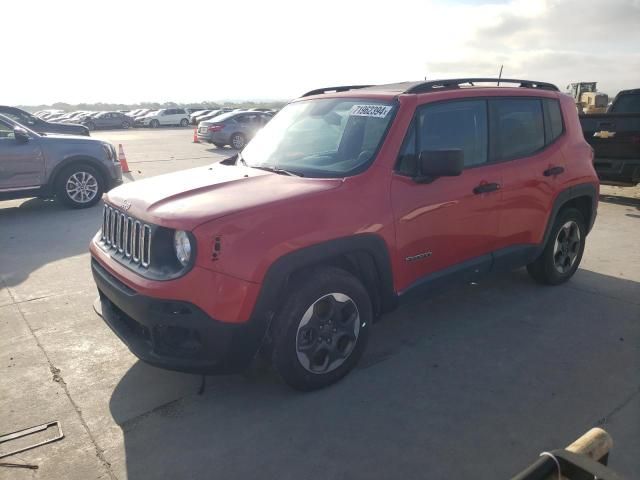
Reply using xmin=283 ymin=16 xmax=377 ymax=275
xmin=579 ymin=88 xmax=640 ymax=186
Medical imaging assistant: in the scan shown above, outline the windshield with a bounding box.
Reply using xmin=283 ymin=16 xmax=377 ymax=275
xmin=241 ymin=98 xmax=396 ymax=178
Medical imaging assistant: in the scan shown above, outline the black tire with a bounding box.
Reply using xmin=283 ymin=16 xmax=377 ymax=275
xmin=122 ymin=121 xmax=130 ymax=129
xmin=527 ymin=207 xmax=586 ymax=285
xmin=180 ymin=118 xmax=189 ymax=127
xmin=149 ymin=119 xmax=160 ymax=128
xmin=86 ymin=122 xmax=96 ymax=131
xmin=213 ymin=142 xmax=226 ymax=148
xmin=55 ymin=164 xmax=104 ymax=209
xmin=269 ymin=267 xmax=371 ymax=391
xmin=230 ymin=132 xmax=246 ymax=150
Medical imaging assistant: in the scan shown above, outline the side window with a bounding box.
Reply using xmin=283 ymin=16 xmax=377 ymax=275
xmin=543 ymin=99 xmax=564 ymax=144
xmin=417 ymin=100 xmax=487 ymax=167
xmin=0 ymin=119 xmax=15 ymax=139
xmin=610 ymin=94 xmax=640 ymax=113
xmin=489 ymin=99 xmax=544 ymax=161
xmin=4 ymin=112 xmax=35 ymax=126
xmin=175 ymin=109 xmax=185 ymax=115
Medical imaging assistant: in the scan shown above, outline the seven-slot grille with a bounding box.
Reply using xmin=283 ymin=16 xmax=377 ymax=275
xmin=101 ymin=204 xmax=152 ymax=267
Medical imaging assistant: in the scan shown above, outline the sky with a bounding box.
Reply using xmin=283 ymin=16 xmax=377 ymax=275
xmin=3 ymin=0 xmax=639 ymax=105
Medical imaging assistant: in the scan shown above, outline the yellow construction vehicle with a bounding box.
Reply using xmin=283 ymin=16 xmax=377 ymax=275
xmin=567 ymin=82 xmax=609 ymax=114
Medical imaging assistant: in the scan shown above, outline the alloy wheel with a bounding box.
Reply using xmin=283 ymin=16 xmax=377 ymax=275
xmin=296 ymin=293 xmax=360 ymax=374
xmin=553 ymin=220 xmax=581 ymax=274
xmin=231 ymin=134 xmax=245 ymax=149
xmin=65 ymin=171 xmax=99 ymax=204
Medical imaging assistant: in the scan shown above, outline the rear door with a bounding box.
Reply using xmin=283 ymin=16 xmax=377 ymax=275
xmin=391 ymin=99 xmax=503 ymax=292
xmin=159 ymin=109 xmax=171 ymax=125
xmin=491 ymin=97 xmax=563 ymax=264
xmin=0 ymin=119 xmax=45 ymax=190
xmin=174 ymin=109 xmax=187 ymax=124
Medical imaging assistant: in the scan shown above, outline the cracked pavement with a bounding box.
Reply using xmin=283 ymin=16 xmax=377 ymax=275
xmin=1 ymin=129 xmax=638 ymax=479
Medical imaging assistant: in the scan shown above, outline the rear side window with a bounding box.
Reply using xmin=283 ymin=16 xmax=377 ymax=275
xmin=489 ymin=99 xmax=544 ymax=161
xmin=417 ymin=100 xmax=488 ymax=167
xmin=543 ymin=99 xmax=564 ymax=144
xmin=610 ymin=94 xmax=640 ymax=113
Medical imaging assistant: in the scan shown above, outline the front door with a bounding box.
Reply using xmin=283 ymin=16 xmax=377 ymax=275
xmin=391 ymin=99 xmax=503 ymax=293
xmin=0 ymin=120 xmax=45 ymax=190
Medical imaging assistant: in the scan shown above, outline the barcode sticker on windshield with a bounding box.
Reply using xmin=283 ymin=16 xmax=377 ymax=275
xmin=349 ymin=105 xmax=392 ymax=118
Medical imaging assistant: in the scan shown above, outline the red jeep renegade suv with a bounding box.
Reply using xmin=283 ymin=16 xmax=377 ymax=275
xmin=91 ymin=78 xmax=599 ymax=390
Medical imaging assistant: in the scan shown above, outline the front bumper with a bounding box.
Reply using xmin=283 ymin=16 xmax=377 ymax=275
xmin=91 ymin=258 xmax=268 ymax=374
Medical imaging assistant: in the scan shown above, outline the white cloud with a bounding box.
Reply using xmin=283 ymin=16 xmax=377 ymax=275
xmin=2 ymin=0 xmax=638 ymax=105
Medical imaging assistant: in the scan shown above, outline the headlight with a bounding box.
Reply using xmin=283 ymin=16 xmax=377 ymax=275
xmin=174 ymin=230 xmax=192 ymax=266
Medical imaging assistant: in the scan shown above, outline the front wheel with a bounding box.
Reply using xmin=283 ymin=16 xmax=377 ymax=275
xmin=121 ymin=121 xmax=130 ymax=129
xmin=56 ymin=165 xmax=104 ymax=208
xmin=180 ymin=118 xmax=189 ymax=127
xmin=149 ymin=119 xmax=159 ymax=128
xmin=85 ymin=122 xmax=96 ymax=131
xmin=527 ymin=207 xmax=586 ymax=285
xmin=269 ymin=267 xmax=371 ymax=391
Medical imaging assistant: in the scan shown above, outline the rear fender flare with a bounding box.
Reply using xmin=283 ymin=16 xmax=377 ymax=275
xmin=539 ymin=182 xmax=598 ymax=252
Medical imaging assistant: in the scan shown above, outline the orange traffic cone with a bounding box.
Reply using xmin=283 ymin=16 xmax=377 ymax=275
xmin=193 ymin=127 xmax=199 ymax=143
xmin=118 ymin=144 xmax=131 ymax=173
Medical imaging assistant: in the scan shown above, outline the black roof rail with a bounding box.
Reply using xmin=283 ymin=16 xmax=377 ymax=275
xmin=301 ymin=85 xmax=374 ymax=97
xmin=405 ymin=78 xmax=559 ymax=93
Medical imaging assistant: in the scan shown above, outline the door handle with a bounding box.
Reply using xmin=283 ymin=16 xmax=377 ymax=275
xmin=543 ymin=166 xmax=565 ymax=177
xmin=473 ymin=182 xmax=501 ymax=194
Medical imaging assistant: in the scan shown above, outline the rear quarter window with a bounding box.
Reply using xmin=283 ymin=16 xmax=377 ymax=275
xmin=543 ymin=98 xmax=564 ymax=144
xmin=610 ymin=94 xmax=640 ymax=113
xmin=489 ymin=98 xmax=544 ymax=161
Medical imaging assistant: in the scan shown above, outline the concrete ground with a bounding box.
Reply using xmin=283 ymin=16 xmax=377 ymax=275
xmin=1 ymin=128 xmax=638 ymax=479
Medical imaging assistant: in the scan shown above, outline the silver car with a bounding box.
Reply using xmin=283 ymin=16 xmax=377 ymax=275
xmin=0 ymin=114 xmax=122 ymax=208
xmin=197 ymin=111 xmax=273 ymax=149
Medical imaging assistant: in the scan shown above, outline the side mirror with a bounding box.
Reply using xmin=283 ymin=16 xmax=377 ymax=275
xmin=415 ymin=149 xmax=464 ymax=183
xmin=14 ymin=127 xmax=29 ymax=144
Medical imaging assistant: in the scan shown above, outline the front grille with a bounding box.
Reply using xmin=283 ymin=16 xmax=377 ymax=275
xmin=101 ymin=204 xmax=151 ymax=267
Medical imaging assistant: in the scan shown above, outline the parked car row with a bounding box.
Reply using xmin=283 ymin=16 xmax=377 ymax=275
xmin=25 ymin=107 xmax=279 ymax=132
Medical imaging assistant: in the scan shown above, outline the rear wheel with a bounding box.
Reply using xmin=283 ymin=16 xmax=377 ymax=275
xmin=56 ymin=164 xmax=104 ymax=208
xmin=230 ymin=132 xmax=246 ymax=150
xmin=269 ymin=267 xmax=371 ymax=391
xmin=527 ymin=208 xmax=586 ymax=285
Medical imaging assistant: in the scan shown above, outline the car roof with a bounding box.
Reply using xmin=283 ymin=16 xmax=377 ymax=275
xmin=299 ymin=78 xmax=560 ymax=101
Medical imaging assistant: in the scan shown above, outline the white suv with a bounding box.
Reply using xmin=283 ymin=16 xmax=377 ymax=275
xmin=137 ymin=108 xmax=190 ymax=128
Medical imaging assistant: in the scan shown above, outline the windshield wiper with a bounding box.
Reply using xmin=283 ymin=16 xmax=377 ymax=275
xmin=237 ymin=153 xmax=303 ymax=177
xmin=251 ymin=165 xmax=304 ymax=177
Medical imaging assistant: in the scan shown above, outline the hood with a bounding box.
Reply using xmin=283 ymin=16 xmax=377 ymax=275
xmin=39 ymin=133 xmax=99 ymax=142
xmin=105 ymin=163 xmax=342 ymax=230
